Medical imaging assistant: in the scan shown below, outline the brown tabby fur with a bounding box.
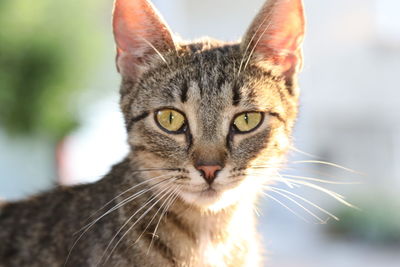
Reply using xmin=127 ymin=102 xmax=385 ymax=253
xmin=0 ymin=0 xmax=305 ymax=266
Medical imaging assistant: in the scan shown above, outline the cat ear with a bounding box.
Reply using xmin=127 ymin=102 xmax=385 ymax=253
xmin=242 ymin=0 xmax=305 ymax=82
xmin=113 ymin=0 xmax=175 ymax=78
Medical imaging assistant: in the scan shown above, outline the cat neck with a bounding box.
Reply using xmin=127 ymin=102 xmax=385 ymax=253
xmin=117 ymin=155 xmax=259 ymax=236
xmin=167 ymin=192 xmax=260 ymax=266
xmin=103 ymin=158 xmax=260 ymax=266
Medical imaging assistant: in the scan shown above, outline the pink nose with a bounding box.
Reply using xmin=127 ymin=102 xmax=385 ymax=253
xmin=196 ymin=165 xmax=222 ymax=183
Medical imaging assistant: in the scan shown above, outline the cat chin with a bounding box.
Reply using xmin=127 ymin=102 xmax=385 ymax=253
xmin=178 ymin=185 xmax=252 ymax=212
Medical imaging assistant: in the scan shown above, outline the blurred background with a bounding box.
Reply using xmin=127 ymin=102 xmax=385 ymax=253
xmin=1 ymin=0 xmax=400 ymax=266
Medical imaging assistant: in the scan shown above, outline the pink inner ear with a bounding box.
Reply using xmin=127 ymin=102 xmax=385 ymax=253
xmin=244 ymin=0 xmax=305 ymax=74
xmin=270 ymin=4 xmax=305 ymax=52
xmin=112 ymin=0 xmax=174 ymax=77
xmin=113 ymin=0 xmax=174 ymax=52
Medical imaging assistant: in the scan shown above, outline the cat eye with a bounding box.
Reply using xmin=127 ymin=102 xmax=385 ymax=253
xmin=155 ymin=108 xmax=187 ymax=133
xmin=233 ymin=112 xmax=263 ymax=133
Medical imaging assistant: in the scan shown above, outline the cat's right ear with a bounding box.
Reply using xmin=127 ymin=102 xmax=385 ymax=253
xmin=241 ymin=0 xmax=305 ymax=90
xmin=113 ymin=0 xmax=175 ymax=79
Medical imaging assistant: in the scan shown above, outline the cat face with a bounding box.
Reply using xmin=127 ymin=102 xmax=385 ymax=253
xmin=113 ymin=0 xmax=304 ymax=211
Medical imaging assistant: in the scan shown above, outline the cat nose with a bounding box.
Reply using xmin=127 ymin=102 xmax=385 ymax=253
xmin=195 ymin=165 xmax=222 ymax=184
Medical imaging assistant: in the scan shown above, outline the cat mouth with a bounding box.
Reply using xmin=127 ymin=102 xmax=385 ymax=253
xmin=186 ymin=180 xmax=242 ymax=195
xmin=200 ymin=187 xmax=218 ymax=197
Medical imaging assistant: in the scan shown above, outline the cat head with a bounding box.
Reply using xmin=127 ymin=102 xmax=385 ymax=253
xmin=113 ymin=0 xmax=305 ymax=211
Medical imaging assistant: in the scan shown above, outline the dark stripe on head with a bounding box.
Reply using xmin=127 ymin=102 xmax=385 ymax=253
xmin=180 ymin=81 xmax=189 ymax=103
xmin=127 ymin=111 xmax=149 ymax=132
xmin=199 ymin=80 xmax=204 ymax=96
xmin=131 ymin=145 xmax=147 ymax=152
xmin=216 ymin=75 xmax=225 ymax=91
xmin=232 ymin=81 xmax=241 ymax=106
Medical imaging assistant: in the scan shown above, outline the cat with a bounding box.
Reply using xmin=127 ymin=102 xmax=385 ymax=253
xmin=0 ymin=0 xmax=305 ymax=266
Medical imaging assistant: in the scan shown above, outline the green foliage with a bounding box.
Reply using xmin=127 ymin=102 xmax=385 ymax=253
xmin=0 ymin=0 xmax=106 ymax=140
xmin=329 ymin=197 xmax=400 ymax=245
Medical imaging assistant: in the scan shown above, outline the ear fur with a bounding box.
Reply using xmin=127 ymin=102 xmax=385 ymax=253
xmin=242 ymin=0 xmax=305 ymax=82
xmin=113 ymin=0 xmax=175 ymax=79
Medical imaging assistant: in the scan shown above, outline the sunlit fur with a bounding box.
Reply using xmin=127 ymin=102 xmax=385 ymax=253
xmin=121 ymin=40 xmax=298 ymax=214
xmin=0 ymin=0 xmax=307 ymax=266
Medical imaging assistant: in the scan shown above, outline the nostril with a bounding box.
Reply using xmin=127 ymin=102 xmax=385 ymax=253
xmin=195 ymin=165 xmax=222 ymax=183
xmin=198 ymin=169 xmax=206 ymax=178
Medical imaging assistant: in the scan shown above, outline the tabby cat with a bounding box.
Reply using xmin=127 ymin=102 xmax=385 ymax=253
xmin=0 ymin=0 xmax=305 ymax=266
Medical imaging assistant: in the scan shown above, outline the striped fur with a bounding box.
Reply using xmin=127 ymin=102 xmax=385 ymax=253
xmin=0 ymin=0 xmax=305 ymax=266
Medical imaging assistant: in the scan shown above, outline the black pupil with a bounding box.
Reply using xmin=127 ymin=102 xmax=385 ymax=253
xmin=169 ymin=112 xmax=174 ymax=124
xmin=244 ymin=113 xmax=249 ymax=124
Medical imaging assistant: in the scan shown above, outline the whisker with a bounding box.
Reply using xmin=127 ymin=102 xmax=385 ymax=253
xmin=253 ymin=205 xmax=262 ymax=217
xmin=76 ymin=176 xmax=173 ymax=235
xmin=278 ymin=179 xmax=359 ymax=210
xmin=248 ymin=172 xmax=358 ymax=211
xmin=134 ymin=186 xmax=179 ymax=247
xmin=285 ymin=167 xmax=353 ymax=182
xmin=139 ymin=36 xmax=171 ymax=70
xmin=279 ymin=174 xmax=360 ymax=185
xmin=147 ymin=186 xmax=182 ymax=254
xmin=99 ymin=181 xmax=175 ymax=266
xmin=237 ymin=13 xmax=270 ymax=76
xmin=266 ymin=187 xmax=327 ymax=224
xmin=242 ymin=20 xmax=273 ymax=72
xmin=276 ymin=172 xmax=296 ymax=188
xmin=249 ymin=171 xmax=357 ymax=186
xmin=269 ymin=186 xmax=339 ymax=221
xmin=290 ymin=160 xmax=361 ymax=174
xmin=86 ymin=173 xmax=175 ymax=222
xmin=248 ymin=164 xmax=287 ymax=170
xmin=132 ymin=167 xmax=183 ymax=172
xmin=289 ymin=146 xmax=319 ymax=158
xmin=262 ymin=192 xmax=309 ymax=223
xmin=65 ymin=177 xmax=174 ymax=267
xmin=245 ymin=172 xmax=298 ymax=188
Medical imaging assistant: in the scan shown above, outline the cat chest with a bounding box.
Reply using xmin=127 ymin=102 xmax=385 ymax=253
xmin=195 ymin=234 xmax=227 ymax=267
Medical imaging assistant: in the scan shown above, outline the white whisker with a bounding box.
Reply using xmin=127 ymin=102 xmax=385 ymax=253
xmin=76 ymin=176 xmax=173 ymax=235
xmin=266 ymin=187 xmax=326 ymax=224
xmin=237 ymin=14 xmax=270 ymax=76
xmin=276 ymin=172 xmax=296 ymax=188
xmin=262 ymin=192 xmax=309 ymax=223
xmin=99 ymin=181 xmax=175 ymax=266
xmin=134 ymin=186 xmax=179 ymax=246
xmin=269 ymin=186 xmax=339 ymax=221
xmin=242 ymin=20 xmax=273 ymax=72
xmin=279 ymin=179 xmax=358 ymax=210
xmin=65 ymin=176 xmax=173 ymax=267
xmin=147 ymin=186 xmax=182 ymax=254
xmin=291 ymin=160 xmax=361 ymax=174
xmin=280 ymin=174 xmax=360 ymax=185
xmin=139 ymin=36 xmax=171 ymax=70
xmin=289 ymin=146 xmax=319 ymax=158
xmin=86 ymin=174 xmax=174 ymax=223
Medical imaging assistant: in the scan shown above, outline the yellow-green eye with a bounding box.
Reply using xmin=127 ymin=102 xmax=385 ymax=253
xmin=156 ymin=109 xmax=186 ymax=133
xmin=233 ymin=112 xmax=263 ymax=133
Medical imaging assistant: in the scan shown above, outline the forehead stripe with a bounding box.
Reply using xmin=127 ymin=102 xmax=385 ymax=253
xmin=127 ymin=111 xmax=149 ymax=132
xmin=180 ymin=81 xmax=189 ymax=103
xmin=232 ymin=81 xmax=241 ymax=106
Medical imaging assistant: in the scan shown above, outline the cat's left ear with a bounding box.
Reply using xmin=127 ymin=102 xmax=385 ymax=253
xmin=242 ymin=0 xmax=305 ymax=87
xmin=113 ymin=0 xmax=175 ymax=79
